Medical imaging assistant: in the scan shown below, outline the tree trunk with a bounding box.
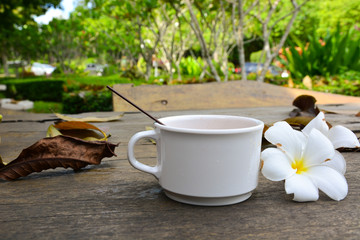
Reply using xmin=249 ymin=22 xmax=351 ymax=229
xmin=185 ymin=0 xmax=221 ymax=82
xmin=223 ymin=60 xmax=229 ymax=82
xmin=2 ymin=52 xmax=9 ymax=76
xmin=237 ymin=0 xmax=247 ymax=81
xmin=175 ymin=63 xmax=182 ymax=81
xmin=145 ymin=64 xmax=151 ymax=81
xmin=257 ymin=0 xmax=304 ymax=82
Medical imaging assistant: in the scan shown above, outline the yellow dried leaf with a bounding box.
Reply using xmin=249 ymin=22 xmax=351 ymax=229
xmin=50 ymin=121 xmax=108 ymax=141
xmin=145 ymin=126 xmax=154 ymax=131
xmin=46 ymin=125 xmax=62 ymax=138
xmin=302 ymin=75 xmax=312 ymax=90
xmin=145 ymin=126 xmax=156 ymax=144
xmin=55 ymin=113 xmax=124 ymax=122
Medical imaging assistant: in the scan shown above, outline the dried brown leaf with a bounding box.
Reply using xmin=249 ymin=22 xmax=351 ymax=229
xmin=261 ymin=124 xmax=272 ymax=148
xmin=290 ymin=95 xmax=320 ymax=117
xmin=337 ymin=147 xmax=360 ymax=152
xmin=284 ymin=116 xmax=332 ymax=130
xmin=0 ymin=135 xmax=118 ymax=181
xmin=0 ymin=156 xmax=5 ymax=168
xmin=284 ymin=116 xmax=314 ymax=130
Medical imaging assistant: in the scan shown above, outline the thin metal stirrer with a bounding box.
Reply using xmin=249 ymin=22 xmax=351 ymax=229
xmin=107 ymin=86 xmax=165 ymax=125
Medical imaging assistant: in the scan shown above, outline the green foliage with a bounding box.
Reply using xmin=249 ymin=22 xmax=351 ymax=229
xmin=63 ymin=75 xmax=141 ymax=87
xmin=41 ymin=18 xmax=85 ymax=74
xmin=0 ymin=75 xmax=144 ymax=113
xmin=29 ymin=101 xmax=63 ymax=113
xmin=62 ymin=91 xmax=113 ymax=114
xmin=103 ymin=64 xmax=118 ymax=76
xmin=250 ymin=50 xmax=267 ymax=63
xmin=179 ymin=57 xmax=203 ymax=76
xmin=120 ymin=66 xmax=145 ymax=80
xmin=293 ymin=0 xmax=360 ymax=37
xmin=0 ymin=0 xmax=61 ymax=31
xmin=281 ymin=26 xmax=360 ymax=80
xmin=5 ymin=79 xmax=64 ymax=102
xmin=311 ymin=71 xmax=360 ymax=97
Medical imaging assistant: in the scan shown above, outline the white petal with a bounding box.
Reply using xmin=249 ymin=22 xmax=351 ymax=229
xmin=328 ymin=125 xmax=360 ymax=149
xmin=302 ymin=112 xmax=329 ymax=136
xmin=323 ymin=150 xmax=346 ymax=174
xmin=285 ymin=174 xmax=319 ymax=202
xmin=294 ymin=129 xmax=307 ymax=150
xmin=303 ymin=129 xmax=335 ymax=166
xmin=261 ymin=148 xmax=296 ymax=181
xmin=265 ymin=121 xmax=303 ymax=162
xmin=307 ymin=166 xmax=348 ymax=201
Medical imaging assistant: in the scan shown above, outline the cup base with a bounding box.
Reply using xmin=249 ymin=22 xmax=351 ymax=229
xmin=164 ymin=190 xmax=252 ymax=206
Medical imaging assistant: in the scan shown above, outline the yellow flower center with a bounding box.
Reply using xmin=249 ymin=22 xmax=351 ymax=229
xmin=292 ymin=159 xmax=308 ymax=174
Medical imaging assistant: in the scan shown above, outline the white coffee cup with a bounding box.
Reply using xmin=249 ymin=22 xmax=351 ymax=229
xmin=128 ymin=115 xmax=264 ymax=206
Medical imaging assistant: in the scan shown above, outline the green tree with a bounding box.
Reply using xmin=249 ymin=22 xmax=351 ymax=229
xmin=10 ymin=24 xmax=45 ymax=76
xmin=42 ymin=17 xmax=84 ymax=73
xmin=0 ymin=0 xmax=61 ymax=75
xmin=76 ymin=0 xmax=142 ymax=72
xmin=289 ymin=0 xmax=360 ymax=40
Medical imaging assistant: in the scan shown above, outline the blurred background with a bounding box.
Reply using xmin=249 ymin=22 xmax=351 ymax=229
xmin=0 ymin=0 xmax=359 ymax=113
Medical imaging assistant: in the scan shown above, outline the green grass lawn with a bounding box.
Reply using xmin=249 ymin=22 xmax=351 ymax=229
xmin=29 ymin=101 xmax=63 ymax=113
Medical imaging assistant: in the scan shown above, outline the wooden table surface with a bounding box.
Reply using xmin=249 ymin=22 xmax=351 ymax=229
xmin=1 ymin=104 xmax=360 ymax=240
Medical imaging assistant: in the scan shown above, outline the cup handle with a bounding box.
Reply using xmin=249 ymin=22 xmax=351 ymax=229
xmin=127 ymin=130 xmax=160 ymax=179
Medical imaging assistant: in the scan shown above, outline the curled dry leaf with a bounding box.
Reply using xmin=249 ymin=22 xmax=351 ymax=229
xmin=55 ymin=113 xmax=124 ymax=122
xmin=290 ymin=95 xmax=320 ymax=117
xmin=47 ymin=121 xmax=108 ymax=141
xmin=288 ymin=95 xmax=334 ymax=130
xmin=0 ymin=135 xmax=118 ymax=181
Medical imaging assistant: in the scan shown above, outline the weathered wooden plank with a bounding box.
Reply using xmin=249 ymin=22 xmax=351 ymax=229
xmin=0 ymin=105 xmax=359 ymax=239
xmin=112 ymin=81 xmax=360 ymax=112
xmin=1 ymin=152 xmax=359 ymax=239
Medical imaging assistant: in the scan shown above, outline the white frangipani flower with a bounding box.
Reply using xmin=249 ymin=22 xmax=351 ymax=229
xmin=302 ymin=112 xmax=359 ymax=174
xmin=261 ymin=121 xmax=348 ymax=202
xmin=302 ymin=112 xmax=360 ymax=149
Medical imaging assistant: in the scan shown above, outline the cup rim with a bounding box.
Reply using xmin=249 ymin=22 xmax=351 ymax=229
xmin=154 ymin=115 xmax=264 ymax=134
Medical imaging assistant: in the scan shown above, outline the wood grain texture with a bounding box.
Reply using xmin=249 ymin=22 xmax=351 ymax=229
xmin=0 ymin=105 xmax=359 ymax=239
xmin=112 ymin=82 xmax=360 ymax=112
